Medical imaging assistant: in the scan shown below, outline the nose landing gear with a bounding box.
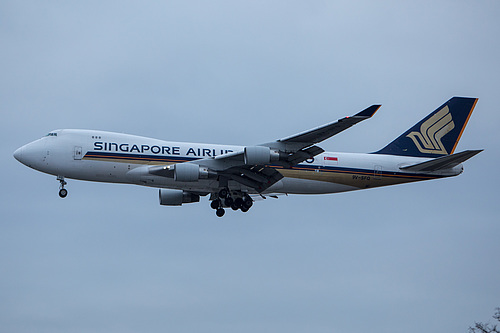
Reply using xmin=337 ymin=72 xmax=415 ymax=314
xmin=57 ymin=176 xmax=67 ymax=198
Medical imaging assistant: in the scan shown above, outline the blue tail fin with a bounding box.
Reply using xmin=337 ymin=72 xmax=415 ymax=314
xmin=374 ymin=97 xmax=478 ymax=157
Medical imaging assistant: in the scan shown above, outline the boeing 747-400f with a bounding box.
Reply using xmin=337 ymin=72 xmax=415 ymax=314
xmin=14 ymin=97 xmax=481 ymax=217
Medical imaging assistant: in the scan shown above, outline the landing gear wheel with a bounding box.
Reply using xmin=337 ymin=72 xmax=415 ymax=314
xmin=216 ymin=208 xmax=225 ymax=217
xmin=241 ymin=206 xmax=249 ymax=213
xmin=57 ymin=176 xmax=67 ymax=198
xmin=242 ymin=196 xmax=253 ymax=209
xmin=218 ymin=188 xmax=229 ymax=199
xmin=234 ymin=197 xmax=243 ymax=209
xmin=210 ymin=199 xmax=220 ymax=210
xmin=59 ymin=188 xmax=68 ymax=198
xmin=224 ymin=197 xmax=233 ymax=207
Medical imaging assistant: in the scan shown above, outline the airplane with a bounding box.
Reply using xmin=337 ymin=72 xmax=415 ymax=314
xmin=13 ymin=97 xmax=482 ymax=217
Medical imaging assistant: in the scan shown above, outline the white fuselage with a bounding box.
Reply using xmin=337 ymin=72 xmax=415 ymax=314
xmin=14 ymin=129 xmax=463 ymax=195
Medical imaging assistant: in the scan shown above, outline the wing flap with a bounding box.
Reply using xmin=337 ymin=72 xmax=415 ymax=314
xmin=224 ymin=165 xmax=284 ymax=193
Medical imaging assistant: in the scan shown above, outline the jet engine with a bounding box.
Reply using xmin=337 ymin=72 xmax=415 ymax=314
xmin=244 ymin=146 xmax=280 ymax=165
xmin=172 ymin=163 xmax=210 ymax=182
xmin=159 ymin=189 xmax=200 ymax=206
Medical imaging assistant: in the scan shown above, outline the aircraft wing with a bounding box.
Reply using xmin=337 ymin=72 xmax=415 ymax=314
xmin=148 ymin=156 xmax=284 ymax=193
xmin=262 ymin=104 xmax=380 ymax=152
xmin=149 ymin=105 xmax=380 ymax=192
xmin=211 ymin=144 xmax=325 ymax=168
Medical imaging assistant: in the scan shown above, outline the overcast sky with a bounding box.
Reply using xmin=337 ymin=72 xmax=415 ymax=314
xmin=1 ymin=1 xmax=499 ymax=332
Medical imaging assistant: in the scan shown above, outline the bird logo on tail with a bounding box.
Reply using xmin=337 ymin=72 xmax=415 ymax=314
xmin=406 ymin=106 xmax=455 ymax=155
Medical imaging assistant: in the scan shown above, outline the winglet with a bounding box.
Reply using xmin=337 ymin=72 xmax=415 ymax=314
xmin=335 ymin=105 xmax=380 ymax=125
xmin=352 ymin=104 xmax=381 ymax=118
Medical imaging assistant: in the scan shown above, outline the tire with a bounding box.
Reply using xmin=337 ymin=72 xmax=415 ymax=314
xmin=234 ymin=197 xmax=243 ymax=209
xmin=216 ymin=208 xmax=225 ymax=217
xmin=59 ymin=188 xmax=68 ymax=198
xmin=210 ymin=200 xmax=220 ymax=210
xmin=224 ymin=197 xmax=234 ymax=207
xmin=242 ymin=197 xmax=253 ymax=209
xmin=218 ymin=188 xmax=228 ymax=198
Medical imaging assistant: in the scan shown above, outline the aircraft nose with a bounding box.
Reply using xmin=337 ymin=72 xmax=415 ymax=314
xmin=13 ymin=140 xmax=46 ymax=169
xmin=13 ymin=146 xmax=24 ymax=163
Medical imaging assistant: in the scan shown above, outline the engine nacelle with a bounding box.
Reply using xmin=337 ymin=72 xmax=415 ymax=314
xmin=159 ymin=189 xmax=200 ymax=206
xmin=244 ymin=146 xmax=280 ymax=165
xmin=172 ymin=163 xmax=209 ymax=182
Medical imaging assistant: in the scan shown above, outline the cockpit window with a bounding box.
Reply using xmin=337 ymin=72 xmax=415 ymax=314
xmin=45 ymin=132 xmax=58 ymax=137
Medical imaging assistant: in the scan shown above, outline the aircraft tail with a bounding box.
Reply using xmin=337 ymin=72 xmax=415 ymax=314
xmin=374 ymin=97 xmax=478 ymax=158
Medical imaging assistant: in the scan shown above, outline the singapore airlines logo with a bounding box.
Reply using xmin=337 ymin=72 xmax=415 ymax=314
xmin=406 ymin=106 xmax=455 ymax=155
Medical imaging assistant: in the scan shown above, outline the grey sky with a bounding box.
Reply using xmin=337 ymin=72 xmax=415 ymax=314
xmin=1 ymin=1 xmax=499 ymax=332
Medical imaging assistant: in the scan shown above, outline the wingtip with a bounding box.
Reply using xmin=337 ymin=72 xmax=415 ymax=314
xmin=355 ymin=104 xmax=381 ymax=118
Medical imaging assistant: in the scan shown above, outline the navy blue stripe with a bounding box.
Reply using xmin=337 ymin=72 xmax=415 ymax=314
xmin=84 ymin=151 xmax=197 ymax=163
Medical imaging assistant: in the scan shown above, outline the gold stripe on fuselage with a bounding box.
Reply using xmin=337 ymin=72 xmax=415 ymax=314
xmin=278 ymin=168 xmax=425 ymax=189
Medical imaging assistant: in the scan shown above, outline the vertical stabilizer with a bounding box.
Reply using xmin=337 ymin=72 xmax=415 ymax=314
xmin=374 ymin=97 xmax=477 ymax=158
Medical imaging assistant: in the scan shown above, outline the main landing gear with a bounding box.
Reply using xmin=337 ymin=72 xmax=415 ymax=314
xmin=57 ymin=176 xmax=68 ymax=198
xmin=210 ymin=188 xmax=254 ymax=217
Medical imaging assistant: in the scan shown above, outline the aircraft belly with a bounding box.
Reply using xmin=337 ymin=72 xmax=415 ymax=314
xmin=276 ymin=177 xmax=358 ymax=194
xmin=57 ymin=159 xmax=131 ymax=184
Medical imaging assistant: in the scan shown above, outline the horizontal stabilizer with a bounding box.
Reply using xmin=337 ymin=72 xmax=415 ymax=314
xmin=400 ymin=150 xmax=482 ymax=172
